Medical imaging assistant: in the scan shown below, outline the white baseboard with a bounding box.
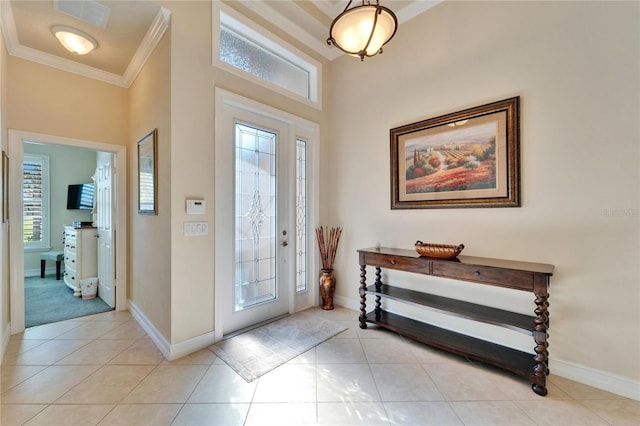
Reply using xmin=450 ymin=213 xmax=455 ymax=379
xmin=0 ymin=322 xmax=11 ymax=365
xmin=551 ymin=358 xmax=640 ymax=401
xmin=128 ymin=300 xmax=171 ymax=359
xmin=334 ymin=294 xmax=359 ymax=312
xmin=169 ymin=330 xmax=216 ymax=361
xmin=128 ymin=300 xmax=215 ymax=362
xmin=334 ymin=295 xmax=639 ymax=401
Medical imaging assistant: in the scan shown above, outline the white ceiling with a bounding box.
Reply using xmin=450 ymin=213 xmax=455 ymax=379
xmin=1 ymin=0 xmax=170 ymax=87
xmin=0 ymin=1 xmax=440 ymax=88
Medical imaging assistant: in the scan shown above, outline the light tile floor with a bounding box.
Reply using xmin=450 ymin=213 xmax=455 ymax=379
xmin=1 ymin=307 xmax=638 ymax=425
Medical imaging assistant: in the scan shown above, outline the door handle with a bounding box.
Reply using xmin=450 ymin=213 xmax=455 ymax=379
xmin=280 ymin=241 xmax=288 ymax=247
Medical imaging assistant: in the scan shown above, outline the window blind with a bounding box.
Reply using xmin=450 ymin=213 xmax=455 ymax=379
xmin=23 ymin=160 xmax=43 ymax=243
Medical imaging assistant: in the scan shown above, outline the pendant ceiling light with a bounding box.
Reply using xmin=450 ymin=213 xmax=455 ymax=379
xmin=51 ymin=25 xmax=98 ymax=55
xmin=327 ymin=0 xmax=397 ymax=61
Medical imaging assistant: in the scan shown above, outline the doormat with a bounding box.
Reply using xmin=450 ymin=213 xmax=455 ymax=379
xmin=209 ymin=309 xmax=347 ymax=382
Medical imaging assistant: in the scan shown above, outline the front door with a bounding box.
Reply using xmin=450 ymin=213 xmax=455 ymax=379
xmin=217 ymin=102 xmax=292 ymax=335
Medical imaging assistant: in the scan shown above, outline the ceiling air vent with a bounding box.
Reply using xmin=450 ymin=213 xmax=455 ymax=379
xmin=54 ymin=0 xmax=111 ymax=29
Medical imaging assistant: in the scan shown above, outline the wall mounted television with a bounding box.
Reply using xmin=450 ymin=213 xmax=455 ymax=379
xmin=67 ymin=183 xmax=94 ymax=210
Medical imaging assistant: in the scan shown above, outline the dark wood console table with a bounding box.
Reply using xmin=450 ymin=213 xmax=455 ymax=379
xmin=358 ymin=247 xmax=554 ymax=396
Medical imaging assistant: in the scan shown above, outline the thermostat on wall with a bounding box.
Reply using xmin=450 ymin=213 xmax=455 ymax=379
xmin=186 ymin=199 xmax=205 ymax=215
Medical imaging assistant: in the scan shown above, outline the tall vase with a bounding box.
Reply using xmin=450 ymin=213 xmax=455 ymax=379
xmin=319 ymin=269 xmax=336 ymax=310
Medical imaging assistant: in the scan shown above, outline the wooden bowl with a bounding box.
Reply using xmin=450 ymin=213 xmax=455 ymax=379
xmin=415 ymin=241 xmax=464 ymax=259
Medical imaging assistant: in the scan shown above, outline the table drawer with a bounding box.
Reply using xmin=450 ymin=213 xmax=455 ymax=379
xmin=432 ymin=262 xmax=534 ymax=291
xmin=360 ymin=252 xmax=429 ymax=274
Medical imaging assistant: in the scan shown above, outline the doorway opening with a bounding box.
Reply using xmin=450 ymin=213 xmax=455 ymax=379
xmin=23 ymin=143 xmax=113 ymax=327
xmin=9 ymin=130 xmax=127 ymax=334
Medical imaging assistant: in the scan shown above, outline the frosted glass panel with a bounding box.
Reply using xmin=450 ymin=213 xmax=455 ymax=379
xmin=221 ymin=25 xmax=310 ymax=100
xmin=235 ymin=123 xmax=278 ymax=310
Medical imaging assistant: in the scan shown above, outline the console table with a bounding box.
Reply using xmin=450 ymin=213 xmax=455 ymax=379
xmin=358 ymin=247 xmax=554 ymax=396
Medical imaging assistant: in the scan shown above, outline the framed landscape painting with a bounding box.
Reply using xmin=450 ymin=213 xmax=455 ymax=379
xmin=390 ymin=97 xmax=520 ymax=209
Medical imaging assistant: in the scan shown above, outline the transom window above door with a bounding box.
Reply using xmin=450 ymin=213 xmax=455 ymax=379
xmin=213 ymin=2 xmax=322 ymax=109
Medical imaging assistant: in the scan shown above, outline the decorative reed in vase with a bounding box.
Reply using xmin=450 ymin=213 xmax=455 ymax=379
xmin=315 ymin=226 xmax=343 ymax=310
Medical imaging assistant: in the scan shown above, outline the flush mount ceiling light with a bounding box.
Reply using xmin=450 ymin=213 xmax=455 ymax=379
xmin=327 ymin=0 xmax=397 ymax=61
xmin=51 ymin=25 xmax=98 ymax=55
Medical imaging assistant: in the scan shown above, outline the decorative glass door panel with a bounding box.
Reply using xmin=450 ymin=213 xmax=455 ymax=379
xmin=295 ymin=139 xmax=308 ymax=293
xmin=235 ymin=124 xmax=278 ymax=311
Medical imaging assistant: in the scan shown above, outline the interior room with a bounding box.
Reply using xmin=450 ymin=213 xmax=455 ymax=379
xmin=22 ymin=142 xmax=113 ymax=328
xmin=0 ymin=1 xmax=638 ymax=425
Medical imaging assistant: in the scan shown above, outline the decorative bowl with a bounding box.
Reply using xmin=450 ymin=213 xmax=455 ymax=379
xmin=415 ymin=241 xmax=465 ymax=259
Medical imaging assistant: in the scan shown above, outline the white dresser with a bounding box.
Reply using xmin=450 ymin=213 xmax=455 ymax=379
xmin=63 ymin=226 xmax=98 ymax=297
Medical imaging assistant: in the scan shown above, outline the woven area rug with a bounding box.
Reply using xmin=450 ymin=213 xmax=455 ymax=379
xmin=209 ymin=309 xmax=347 ymax=382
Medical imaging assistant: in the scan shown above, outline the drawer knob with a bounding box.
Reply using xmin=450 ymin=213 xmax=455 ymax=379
xmin=390 ymin=259 xmax=396 ymax=265
xmin=474 ymin=271 xmax=481 ymax=277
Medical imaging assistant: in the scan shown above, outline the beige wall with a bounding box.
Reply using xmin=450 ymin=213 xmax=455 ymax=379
xmin=3 ymin=53 xmax=128 ymax=345
xmin=129 ymin=27 xmax=172 ymax=339
xmin=7 ymin=58 xmax=128 ymax=146
xmin=22 ymin=143 xmax=96 ymax=272
xmin=329 ymin=0 xmax=639 ymax=387
xmin=158 ymin=0 xmax=331 ymax=344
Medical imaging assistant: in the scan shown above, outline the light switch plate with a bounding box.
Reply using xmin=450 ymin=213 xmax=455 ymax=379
xmin=184 ymin=222 xmax=208 ymax=236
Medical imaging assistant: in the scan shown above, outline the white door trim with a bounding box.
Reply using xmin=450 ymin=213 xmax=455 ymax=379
xmin=8 ymin=130 xmax=127 ymax=333
xmin=214 ymin=88 xmax=320 ymax=342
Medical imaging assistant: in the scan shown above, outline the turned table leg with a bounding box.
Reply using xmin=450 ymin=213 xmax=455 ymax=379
xmin=532 ymin=277 xmax=550 ymax=396
xmin=374 ymin=267 xmax=382 ymax=320
xmin=359 ymin=264 xmax=367 ymax=329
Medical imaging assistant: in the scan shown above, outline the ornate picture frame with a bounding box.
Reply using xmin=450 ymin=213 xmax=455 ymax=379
xmin=390 ymin=97 xmax=520 ymax=209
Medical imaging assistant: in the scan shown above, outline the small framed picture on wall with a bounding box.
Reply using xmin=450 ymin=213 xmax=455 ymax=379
xmin=137 ymin=129 xmax=158 ymax=215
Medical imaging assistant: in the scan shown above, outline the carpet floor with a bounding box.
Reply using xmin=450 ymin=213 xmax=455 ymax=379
xmin=24 ymin=275 xmax=112 ymax=328
xmin=210 ymin=309 xmax=347 ymax=382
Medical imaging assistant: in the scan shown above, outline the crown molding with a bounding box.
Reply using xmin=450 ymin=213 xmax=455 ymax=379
xmin=0 ymin=0 xmax=20 ymax=52
xmin=0 ymin=1 xmax=171 ymax=88
xmin=9 ymin=43 xmax=129 ymax=86
xmin=396 ymin=1 xmax=442 ymax=24
xmin=239 ymin=0 xmax=341 ymax=61
xmin=122 ymin=7 xmax=171 ymax=86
